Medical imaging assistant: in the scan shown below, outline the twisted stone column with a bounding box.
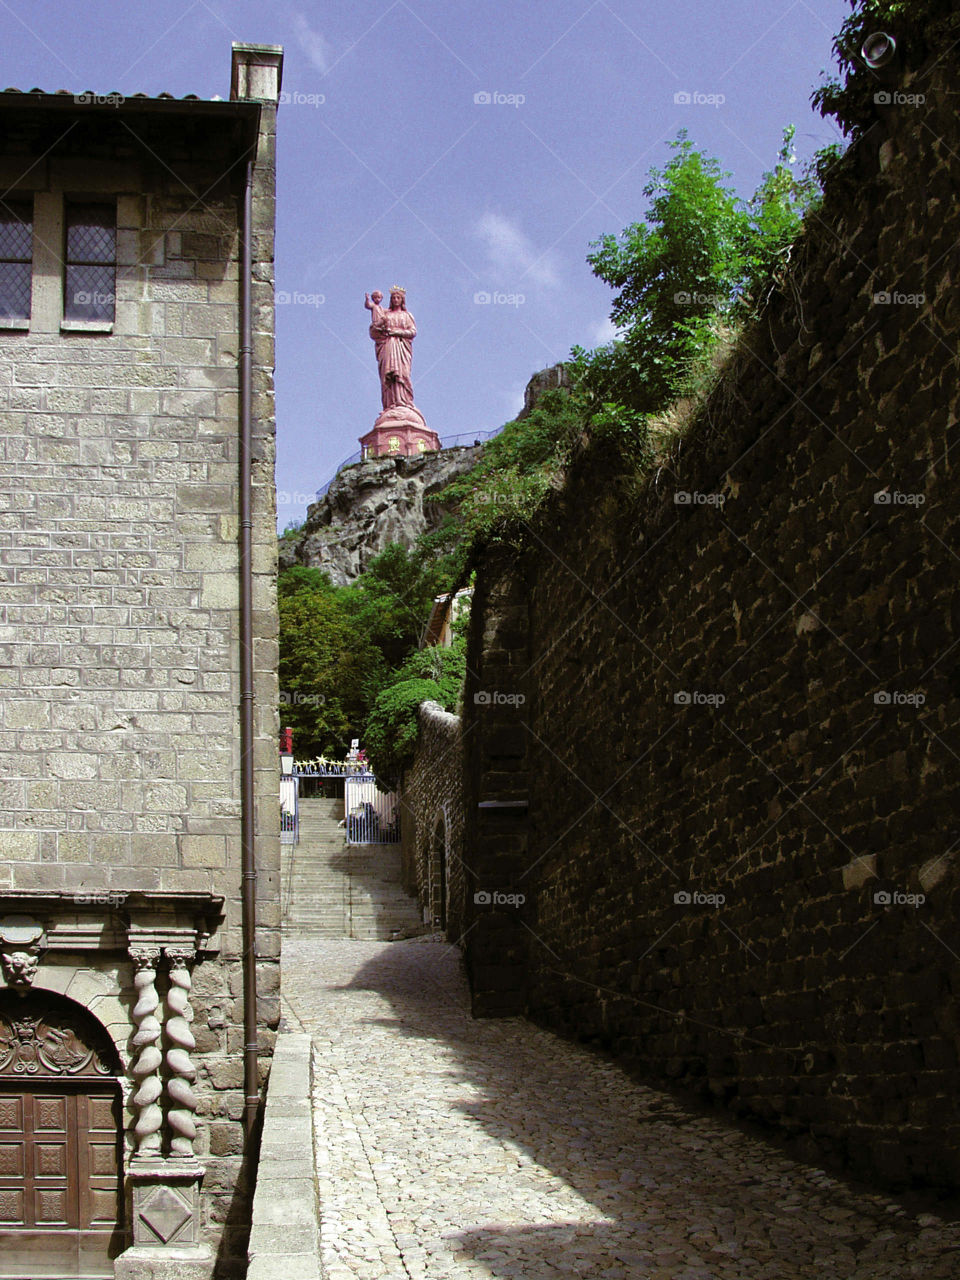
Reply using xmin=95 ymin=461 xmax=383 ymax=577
xmin=164 ymin=946 xmax=198 ymax=1158
xmin=129 ymin=946 xmax=163 ymax=1159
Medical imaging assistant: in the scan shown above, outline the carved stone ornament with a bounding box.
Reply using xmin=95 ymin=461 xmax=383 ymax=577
xmin=0 ymin=945 xmax=41 ymax=990
xmin=0 ymin=1002 xmax=113 ymax=1077
xmin=0 ymin=915 xmax=45 ymax=991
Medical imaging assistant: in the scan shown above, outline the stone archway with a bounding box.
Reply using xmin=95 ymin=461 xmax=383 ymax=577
xmin=0 ymin=989 xmax=124 ymax=1280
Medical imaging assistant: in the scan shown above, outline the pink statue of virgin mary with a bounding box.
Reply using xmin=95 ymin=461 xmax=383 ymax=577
xmin=364 ymin=286 xmax=428 ymax=432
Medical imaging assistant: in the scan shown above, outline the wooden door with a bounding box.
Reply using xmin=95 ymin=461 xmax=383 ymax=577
xmin=0 ymin=995 xmax=123 ymax=1279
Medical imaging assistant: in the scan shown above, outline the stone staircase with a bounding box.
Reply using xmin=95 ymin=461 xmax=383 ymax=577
xmin=282 ymin=795 xmax=424 ymax=940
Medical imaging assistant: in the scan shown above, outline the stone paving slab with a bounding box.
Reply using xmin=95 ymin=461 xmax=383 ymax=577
xmin=282 ymin=938 xmax=960 ymax=1280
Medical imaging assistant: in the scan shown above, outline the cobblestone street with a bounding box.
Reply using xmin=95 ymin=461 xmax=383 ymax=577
xmin=281 ymin=939 xmax=960 ymax=1280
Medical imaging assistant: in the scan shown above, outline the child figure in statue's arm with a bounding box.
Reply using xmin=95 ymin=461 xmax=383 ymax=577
xmin=364 ymin=290 xmax=386 ymax=330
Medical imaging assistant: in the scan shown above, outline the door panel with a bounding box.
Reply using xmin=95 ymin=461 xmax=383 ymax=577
xmin=0 ymin=1087 xmax=121 ymax=1279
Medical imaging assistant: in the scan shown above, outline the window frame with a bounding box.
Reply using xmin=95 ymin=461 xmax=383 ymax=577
xmin=61 ymin=199 xmax=117 ymax=332
xmin=0 ymin=198 xmax=35 ymax=330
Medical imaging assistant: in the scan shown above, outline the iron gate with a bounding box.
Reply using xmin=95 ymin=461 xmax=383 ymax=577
xmin=343 ymin=773 xmax=400 ymax=845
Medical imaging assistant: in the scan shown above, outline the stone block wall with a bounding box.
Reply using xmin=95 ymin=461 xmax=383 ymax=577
xmin=465 ymin=50 xmax=960 ymax=1191
xmin=0 ymin=68 xmax=280 ymax=1274
xmin=400 ymin=700 xmax=466 ymax=942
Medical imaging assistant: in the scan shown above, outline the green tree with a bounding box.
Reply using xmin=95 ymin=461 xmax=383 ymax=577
xmin=340 ymin=543 xmax=447 ymax=670
xmin=277 ymin=573 xmax=383 ymax=758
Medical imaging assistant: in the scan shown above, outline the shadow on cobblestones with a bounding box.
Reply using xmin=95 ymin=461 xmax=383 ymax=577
xmin=285 ymin=938 xmax=960 ymax=1280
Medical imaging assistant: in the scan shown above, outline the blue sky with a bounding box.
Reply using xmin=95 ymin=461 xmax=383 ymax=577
xmin=2 ymin=0 xmax=851 ymax=529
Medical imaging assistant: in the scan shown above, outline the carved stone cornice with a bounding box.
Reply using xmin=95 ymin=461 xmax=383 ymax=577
xmin=0 ymin=892 xmax=224 ymax=955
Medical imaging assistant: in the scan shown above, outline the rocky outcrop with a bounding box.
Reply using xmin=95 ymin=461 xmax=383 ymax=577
xmin=280 ymin=365 xmax=571 ymax=584
xmin=280 ymin=445 xmax=482 ymax=584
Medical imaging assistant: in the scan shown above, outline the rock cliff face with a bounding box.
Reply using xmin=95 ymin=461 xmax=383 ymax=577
xmin=280 ymin=366 xmax=570 ymax=584
xmin=280 ymin=445 xmax=482 ymax=584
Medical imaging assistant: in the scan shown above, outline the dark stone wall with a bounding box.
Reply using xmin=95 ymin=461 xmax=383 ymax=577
xmin=464 ymin=51 xmax=960 ymax=1191
xmin=400 ymin=700 xmax=467 ymax=942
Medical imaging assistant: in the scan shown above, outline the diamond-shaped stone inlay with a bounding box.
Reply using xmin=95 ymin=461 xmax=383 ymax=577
xmin=139 ymin=1185 xmax=191 ymax=1244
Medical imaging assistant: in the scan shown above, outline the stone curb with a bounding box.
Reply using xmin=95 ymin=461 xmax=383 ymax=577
xmin=247 ymin=1033 xmax=320 ymax=1279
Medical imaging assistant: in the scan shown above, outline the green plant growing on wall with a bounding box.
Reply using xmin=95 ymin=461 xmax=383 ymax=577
xmin=574 ymin=127 xmax=822 ymax=420
xmin=363 ymin=639 xmax=467 ymax=785
xmin=812 ymin=0 xmax=959 ymax=138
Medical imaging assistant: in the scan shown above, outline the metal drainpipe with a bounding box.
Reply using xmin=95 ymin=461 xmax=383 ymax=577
xmin=239 ymin=157 xmax=259 ymax=1140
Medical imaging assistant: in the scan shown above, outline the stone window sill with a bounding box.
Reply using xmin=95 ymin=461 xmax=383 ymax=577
xmin=60 ymin=318 xmax=114 ymax=334
xmin=0 ymin=317 xmax=30 ymax=331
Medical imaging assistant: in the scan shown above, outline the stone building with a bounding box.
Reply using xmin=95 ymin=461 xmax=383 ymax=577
xmin=0 ymin=42 xmax=282 ymax=1278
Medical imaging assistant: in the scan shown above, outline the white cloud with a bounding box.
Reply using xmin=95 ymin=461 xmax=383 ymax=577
xmin=592 ymin=316 xmax=620 ymax=345
xmin=473 ymin=212 xmax=559 ymax=288
xmin=292 ymin=13 xmax=334 ymax=74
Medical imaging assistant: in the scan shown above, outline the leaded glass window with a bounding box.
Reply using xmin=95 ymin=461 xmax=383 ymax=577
xmin=0 ymin=201 xmax=33 ymax=321
xmin=64 ymin=202 xmax=116 ymax=323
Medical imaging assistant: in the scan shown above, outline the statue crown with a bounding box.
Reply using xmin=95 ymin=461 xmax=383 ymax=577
xmin=390 ymin=285 xmax=406 ymax=294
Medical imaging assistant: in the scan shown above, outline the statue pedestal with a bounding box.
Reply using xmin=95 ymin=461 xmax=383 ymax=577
xmin=361 ymin=406 xmax=439 ymax=459
xmin=372 ymin=404 xmax=427 ymax=433
xmin=115 ymin=1159 xmax=213 ymax=1280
